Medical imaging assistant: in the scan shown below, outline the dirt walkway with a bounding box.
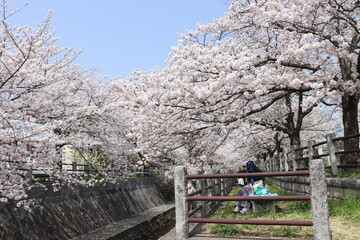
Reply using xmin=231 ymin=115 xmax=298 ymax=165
xmin=158 ymin=223 xmax=300 ymax=240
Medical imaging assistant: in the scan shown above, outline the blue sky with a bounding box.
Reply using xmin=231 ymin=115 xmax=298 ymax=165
xmin=9 ymin=0 xmax=229 ymax=78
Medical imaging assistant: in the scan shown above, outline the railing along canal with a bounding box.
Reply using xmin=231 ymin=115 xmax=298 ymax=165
xmin=262 ymin=133 xmax=360 ymax=175
xmin=174 ymin=159 xmax=331 ymax=240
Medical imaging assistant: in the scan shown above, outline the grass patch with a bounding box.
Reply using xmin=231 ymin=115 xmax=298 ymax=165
xmin=209 ymin=184 xmax=313 ymax=238
xmin=325 ymin=168 xmax=360 ymax=179
xmin=209 ymin=183 xmax=360 ymax=239
xmin=211 ymin=224 xmax=240 ymax=237
xmin=272 ymin=226 xmax=299 ymax=236
xmin=329 ymin=196 xmax=360 ymax=221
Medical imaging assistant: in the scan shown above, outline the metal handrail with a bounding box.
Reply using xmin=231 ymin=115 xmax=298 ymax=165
xmin=188 ymin=218 xmax=313 ymax=226
xmin=335 ymin=149 xmax=360 ymax=155
xmin=187 ymin=196 xmax=310 ymax=201
xmin=188 ymin=205 xmax=202 ymax=218
xmin=188 ymin=189 xmax=202 ymax=197
xmin=313 ymin=153 xmax=329 ymax=158
xmin=333 ymin=133 xmax=360 ymax=142
xmin=295 ymin=146 xmax=307 ymax=151
xmin=205 ymin=185 xmax=213 ymax=190
xmin=338 ymin=164 xmax=360 ymax=169
xmin=187 ymin=171 xmax=309 ymax=179
xmin=312 ymin=141 xmax=327 ymax=147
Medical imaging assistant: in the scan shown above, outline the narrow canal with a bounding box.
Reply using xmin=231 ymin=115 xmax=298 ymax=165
xmin=133 ymin=217 xmax=175 ymax=240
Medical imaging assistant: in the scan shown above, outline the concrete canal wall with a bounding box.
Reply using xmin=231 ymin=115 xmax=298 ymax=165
xmin=0 ymin=177 xmax=174 ymax=240
xmin=267 ymin=176 xmax=360 ymax=198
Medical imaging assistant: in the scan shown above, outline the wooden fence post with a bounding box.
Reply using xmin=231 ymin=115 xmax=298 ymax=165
xmin=290 ymin=145 xmax=299 ymax=171
xmin=174 ymin=166 xmax=188 ymax=240
xmin=27 ymin=167 xmax=33 ymax=181
xmin=279 ymin=152 xmax=284 ymax=171
xmin=308 ymin=140 xmax=318 ymax=161
xmin=276 ymin=153 xmax=280 ymax=171
xmin=220 ymin=169 xmax=225 ymax=196
xmin=271 ymin=154 xmax=275 ymax=171
xmin=220 ymin=178 xmax=224 ymax=196
xmin=55 ymin=145 xmax=62 ymax=173
xmin=206 ymin=169 xmax=215 ymax=207
xmin=195 ymin=169 xmax=205 ymax=218
xmin=269 ymin=156 xmax=273 ymax=171
xmin=227 ymin=169 xmax=233 ymax=194
xmin=215 ymin=177 xmax=220 ymax=196
xmin=197 ymin=179 xmax=206 ymax=218
xmin=72 ymin=162 xmax=77 ymax=172
xmin=265 ymin=156 xmax=271 ymax=172
xmin=273 ymin=153 xmax=279 ymax=171
xmin=309 ymin=159 xmax=331 ymax=240
xmin=264 ymin=157 xmax=267 ymax=171
xmin=282 ymin=147 xmax=289 ymax=172
xmin=259 ymin=158 xmax=264 ymax=171
xmin=326 ymin=133 xmax=340 ymax=175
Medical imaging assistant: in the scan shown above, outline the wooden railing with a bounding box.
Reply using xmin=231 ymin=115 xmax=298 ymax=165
xmin=260 ymin=133 xmax=360 ymax=175
xmin=174 ymin=160 xmax=331 ymax=240
xmin=0 ymin=159 xmax=164 ymax=180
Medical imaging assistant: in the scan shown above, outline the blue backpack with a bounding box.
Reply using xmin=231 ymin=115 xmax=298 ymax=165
xmin=246 ymin=161 xmax=257 ymax=172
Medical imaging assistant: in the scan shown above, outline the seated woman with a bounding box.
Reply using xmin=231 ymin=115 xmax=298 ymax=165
xmin=246 ymin=160 xmax=262 ymax=185
xmin=234 ymin=180 xmax=265 ymax=213
xmin=233 ymin=184 xmax=253 ymax=213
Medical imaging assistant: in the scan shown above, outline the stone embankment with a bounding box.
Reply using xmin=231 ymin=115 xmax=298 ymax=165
xmin=0 ymin=177 xmax=174 ymax=240
xmin=267 ymin=176 xmax=360 ymax=198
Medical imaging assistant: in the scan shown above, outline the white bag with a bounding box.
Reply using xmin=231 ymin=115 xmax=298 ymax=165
xmin=237 ymin=178 xmax=245 ymax=186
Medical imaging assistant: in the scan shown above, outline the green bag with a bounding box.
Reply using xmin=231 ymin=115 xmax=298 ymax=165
xmin=254 ymin=186 xmax=268 ymax=195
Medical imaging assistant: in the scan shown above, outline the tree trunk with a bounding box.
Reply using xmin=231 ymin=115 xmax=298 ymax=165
xmin=284 ymin=93 xmax=305 ymax=167
xmin=339 ymin=54 xmax=360 ymax=164
xmin=274 ymin=132 xmax=282 ymax=154
xmin=284 ymin=94 xmax=302 ymax=147
xmin=289 ymin=131 xmax=301 ymax=147
xmin=341 ymin=93 xmax=359 ymax=164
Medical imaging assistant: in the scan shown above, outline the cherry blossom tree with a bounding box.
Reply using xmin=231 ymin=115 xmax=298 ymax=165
xmin=115 ymin=65 xmax=337 ymax=172
xmin=221 ymin=0 xmax=359 ymax=161
xmin=163 ymin=0 xmax=358 ymax=163
xmin=0 ymin=1 xmax=134 ymax=205
xmin=117 ymin=0 xmax=354 ymax=168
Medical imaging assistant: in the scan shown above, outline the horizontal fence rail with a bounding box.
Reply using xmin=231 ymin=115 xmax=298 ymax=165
xmin=174 ymin=160 xmax=332 ymax=240
xmin=187 ymin=189 xmax=203 ymax=197
xmin=188 ymin=205 xmax=203 ymax=218
xmin=1 ymin=160 xmax=165 ymax=180
xmin=299 ymin=164 xmax=360 ymax=171
xmin=335 ymin=149 xmax=360 ymax=155
xmin=312 ymin=140 xmax=327 ymax=148
xmin=313 ymin=153 xmax=329 ymax=158
xmin=187 ymin=196 xmax=311 ymax=201
xmin=295 ymin=146 xmax=308 ymax=151
xmin=187 ymin=171 xmax=309 ymax=179
xmin=333 ymin=133 xmax=360 ymax=142
xmin=260 ymin=133 xmax=360 ymax=175
xmin=188 ymin=218 xmax=313 ymax=226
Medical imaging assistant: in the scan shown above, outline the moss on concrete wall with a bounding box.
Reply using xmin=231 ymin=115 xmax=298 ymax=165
xmin=0 ymin=177 xmax=174 ymax=240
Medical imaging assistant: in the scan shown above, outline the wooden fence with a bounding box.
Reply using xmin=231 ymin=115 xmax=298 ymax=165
xmin=0 ymin=159 xmax=164 ymax=180
xmin=260 ymin=133 xmax=360 ymax=175
xmin=174 ymin=159 xmax=331 ymax=240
